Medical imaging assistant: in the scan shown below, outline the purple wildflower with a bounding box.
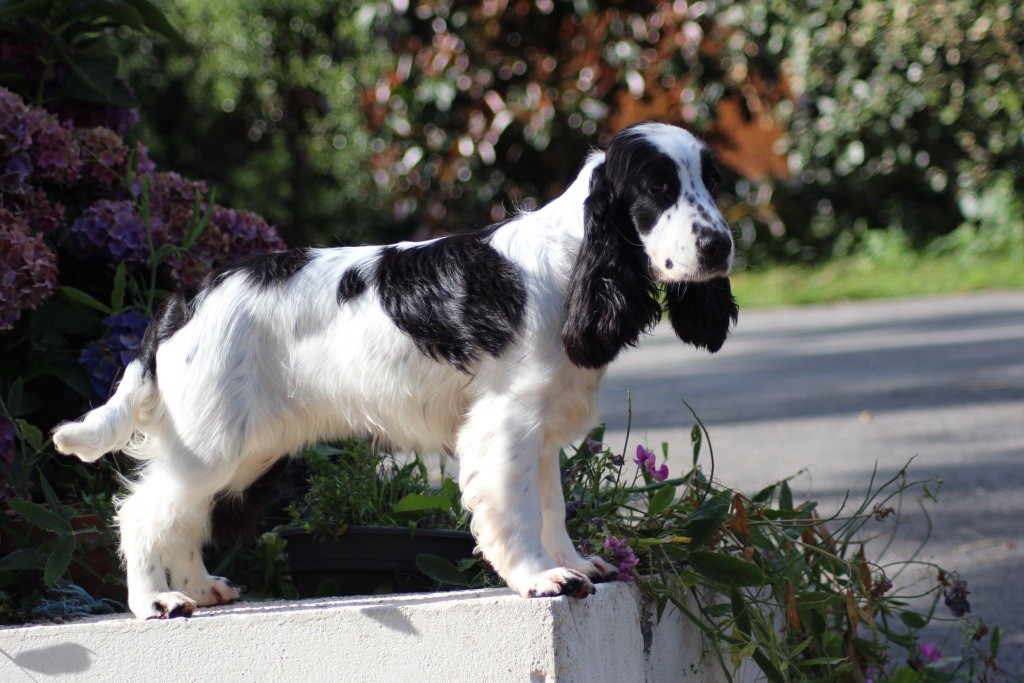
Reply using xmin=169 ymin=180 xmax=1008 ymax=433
xmin=603 ymin=536 xmax=640 ymax=582
xmin=584 ymin=438 xmax=603 ymax=454
xmin=565 ymin=500 xmax=583 ymax=520
xmin=26 ymin=108 xmax=81 ymax=186
xmin=79 ymin=311 xmax=150 ymax=398
xmin=634 ymin=444 xmax=669 ymax=482
xmin=69 ymin=199 xmax=158 ymax=267
xmin=0 ymin=208 xmax=58 ymax=330
xmin=944 ymin=579 xmax=970 ymax=617
xmin=576 ymin=538 xmax=593 ymax=556
xmin=908 ymin=642 xmax=945 ymax=670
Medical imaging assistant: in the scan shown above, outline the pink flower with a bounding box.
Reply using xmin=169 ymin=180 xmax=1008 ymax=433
xmin=634 ymin=444 xmax=669 ymax=482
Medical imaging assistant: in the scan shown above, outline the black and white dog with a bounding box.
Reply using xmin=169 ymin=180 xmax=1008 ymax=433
xmin=54 ymin=122 xmax=738 ymax=619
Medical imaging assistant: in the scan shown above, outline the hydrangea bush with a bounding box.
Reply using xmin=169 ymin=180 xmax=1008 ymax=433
xmin=0 ymin=83 xmax=287 ymax=620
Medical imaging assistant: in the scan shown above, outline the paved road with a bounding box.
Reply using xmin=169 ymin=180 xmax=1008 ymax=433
xmin=598 ymin=292 xmax=1024 ymax=673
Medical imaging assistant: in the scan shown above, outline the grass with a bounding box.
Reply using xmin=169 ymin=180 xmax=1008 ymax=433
xmin=732 ymin=250 xmax=1024 ymax=309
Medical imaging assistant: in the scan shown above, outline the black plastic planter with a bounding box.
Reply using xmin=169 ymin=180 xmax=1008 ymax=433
xmin=280 ymin=526 xmax=476 ymax=598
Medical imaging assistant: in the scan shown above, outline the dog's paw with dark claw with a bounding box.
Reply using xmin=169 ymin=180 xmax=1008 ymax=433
xmin=583 ymin=556 xmax=619 ymax=584
xmin=145 ymin=592 xmax=197 ymax=620
xmin=522 ymin=568 xmax=596 ymax=600
xmin=189 ymin=576 xmax=241 ymax=607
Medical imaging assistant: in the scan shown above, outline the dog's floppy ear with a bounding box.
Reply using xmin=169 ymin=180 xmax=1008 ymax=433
xmin=664 ymin=278 xmax=739 ymax=353
xmin=561 ymin=162 xmax=662 ymax=369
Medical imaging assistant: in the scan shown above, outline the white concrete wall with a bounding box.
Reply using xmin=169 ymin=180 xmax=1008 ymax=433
xmin=0 ymin=583 xmax=759 ymax=682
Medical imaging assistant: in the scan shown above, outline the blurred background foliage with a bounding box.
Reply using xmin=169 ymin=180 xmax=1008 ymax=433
xmin=120 ymin=0 xmax=1023 ymax=264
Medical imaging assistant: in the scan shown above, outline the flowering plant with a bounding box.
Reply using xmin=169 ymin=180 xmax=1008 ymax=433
xmin=556 ymin=414 xmax=1004 ymax=682
xmin=0 ymin=73 xmax=288 ymax=621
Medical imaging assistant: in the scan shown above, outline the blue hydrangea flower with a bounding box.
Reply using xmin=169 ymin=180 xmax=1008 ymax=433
xmin=79 ymin=311 xmax=150 ymax=398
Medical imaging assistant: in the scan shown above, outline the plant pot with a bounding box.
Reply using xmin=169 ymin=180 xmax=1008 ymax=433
xmin=279 ymin=526 xmax=476 ymax=598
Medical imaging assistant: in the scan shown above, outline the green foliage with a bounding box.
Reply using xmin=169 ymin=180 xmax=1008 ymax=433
xmin=286 ymin=441 xmax=467 ymax=536
xmin=560 ymin=417 xmax=1002 ymax=681
xmin=122 ymin=0 xmax=393 ymax=246
xmin=0 ymin=0 xmax=182 ymax=107
xmin=211 ymin=531 xmax=298 ymax=601
xmin=773 ymin=0 xmax=1024 ymax=258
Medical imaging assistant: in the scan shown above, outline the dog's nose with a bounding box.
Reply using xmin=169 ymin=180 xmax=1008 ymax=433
xmin=697 ymin=232 xmax=732 ymax=270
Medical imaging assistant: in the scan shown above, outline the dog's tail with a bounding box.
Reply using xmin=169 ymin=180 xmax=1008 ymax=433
xmin=53 ymin=360 xmax=155 ymax=462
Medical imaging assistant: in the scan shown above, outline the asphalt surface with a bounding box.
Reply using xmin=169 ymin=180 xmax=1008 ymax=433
xmin=598 ymin=291 xmax=1024 ymax=674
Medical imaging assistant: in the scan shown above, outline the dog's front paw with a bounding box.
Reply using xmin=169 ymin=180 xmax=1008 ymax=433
xmin=582 ymin=556 xmax=619 ymax=584
xmin=520 ymin=568 xmax=595 ymax=600
xmin=139 ymin=592 xmax=197 ymax=620
xmin=188 ymin=576 xmax=240 ymax=607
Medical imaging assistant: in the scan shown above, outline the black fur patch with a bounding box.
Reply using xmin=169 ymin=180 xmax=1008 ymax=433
xmin=664 ymin=278 xmax=738 ymax=353
xmin=209 ymin=248 xmax=311 ymax=289
xmin=562 ymin=161 xmax=663 ymax=369
xmin=337 ymin=267 xmax=367 ymax=304
xmin=373 ymin=231 xmax=526 ymax=373
xmin=138 ymin=285 xmax=200 ymax=377
xmin=700 ymin=148 xmax=722 ymax=199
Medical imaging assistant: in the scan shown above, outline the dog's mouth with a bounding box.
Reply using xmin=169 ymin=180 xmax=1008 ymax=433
xmin=649 ymin=260 xmax=730 ymax=284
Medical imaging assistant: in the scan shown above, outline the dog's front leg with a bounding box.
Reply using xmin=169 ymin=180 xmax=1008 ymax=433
xmin=457 ymin=392 xmax=595 ymax=599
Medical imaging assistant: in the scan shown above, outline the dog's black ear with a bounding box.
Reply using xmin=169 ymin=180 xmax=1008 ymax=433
xmin=664 ymin=278 xmax=738 ymax=353
xmin=561 ymin=162 xmax=662 ymax=369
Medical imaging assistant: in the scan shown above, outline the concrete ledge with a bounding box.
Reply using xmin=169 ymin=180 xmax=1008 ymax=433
xmin=0 ymin=583 xmax=754 ymax=682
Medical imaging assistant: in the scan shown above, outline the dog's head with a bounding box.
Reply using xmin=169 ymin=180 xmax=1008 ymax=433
xmin=562 ymin=122 xmax=739 ymax=368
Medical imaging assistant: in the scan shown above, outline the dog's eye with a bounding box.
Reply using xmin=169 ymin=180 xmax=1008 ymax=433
xmin=649 ymin=181 xmax=668 ymax=194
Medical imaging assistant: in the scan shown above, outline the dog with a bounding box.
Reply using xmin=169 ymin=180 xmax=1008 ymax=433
xmin=53 ymin=122 xmax=738 ymax=619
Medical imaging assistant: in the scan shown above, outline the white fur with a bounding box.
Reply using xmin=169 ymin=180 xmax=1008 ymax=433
xmin=53 ymin=126 xmax=720 ymax=618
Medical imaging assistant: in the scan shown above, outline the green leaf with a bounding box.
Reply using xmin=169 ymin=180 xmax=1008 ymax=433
xmin=59 ymin=52 xmax=118 ymax=101
xmin=16 ymin=419 xmax=44 ymax=452
xmin=0 ymin=548 xmax=48 ymax=572
xmin=6 ymin=376 xmax=23 ymax=415
xmin=393 ymin=493 xmax=453 ymax=513
xmin=991 ymin=625 xmax=1002 ymax=657
xmin=0 ymin=0 xmax=51 ymax=21
xmin=39 ymin=473 xmax=68 ymax=519
xmin=690 ymin=424 xmax=702 ymax=466
xmin=44 ymin=534 xmax=76 ymax=585
xmin=111 ymin=263 xmax=127 ymax=311
xmin=123 ymin=0 xmax=187 ymax=44
xmin=751 ymin=650 xmax=785 ymax=683
xmin=687 ymin=551 xmax=768 ymax=587
xmin=730 ymin=586 xmax=752 ymax=637
xmin=648 ymin=485 xmax=676 ymax=517
xmin=440 ymin=478 xmax=461 ymax=503
xmin=60 ymin=286 xmax=113 ymax=314
xmin=779 ymin=480 xmax=793 ymax=511
xmin=899 ymin=610 xmax=928 ymax=629
xmin=415 ymin=553 xmax=469 ymax=587
xmin=10 ymin=499 xmax=72 ymax=533
xmin=683 ymin=493 xmax=730 ymax=547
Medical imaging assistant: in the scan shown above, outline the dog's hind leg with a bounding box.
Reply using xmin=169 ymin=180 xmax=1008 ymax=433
xmin=117 ymin=446 xmax=237 ymax=619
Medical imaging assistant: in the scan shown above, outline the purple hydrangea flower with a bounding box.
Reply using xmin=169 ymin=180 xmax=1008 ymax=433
xmin=27 ymin=108 xmax=81 ymax=186
xmin=69 ymin=199 xmax=158 ymax=266
xmin=634 ymin=444 xmax=669 ymax=482
xmin=74 ymin=126 xmax=128 ymax=192
xmin=10 ymin=189 xmax=65 ymax=236
xmin=603 ymin=536 xmax=639 ymax=582
xmin=944 ymin=579 xmax=970 ymax=617
xmin=0 ymin=208 xmax=58 ymax=329
xmin=0 ymin=153 xmax=32 ymax=194
xmin=0 ymin=87 xmax=31 ymax=155
xmin=79 ymin=311 xmax=151 ymax=398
